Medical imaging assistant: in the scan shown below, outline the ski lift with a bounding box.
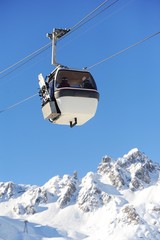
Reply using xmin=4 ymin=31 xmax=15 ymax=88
xmin=38 ymin=28 xmax=99 ymax=127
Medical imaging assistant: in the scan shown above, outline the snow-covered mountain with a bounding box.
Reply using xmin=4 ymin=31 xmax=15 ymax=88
xmin=0 ymin=148 xmax=160 ymax=240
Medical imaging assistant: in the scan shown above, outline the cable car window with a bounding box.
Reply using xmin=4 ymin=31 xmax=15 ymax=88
xmin=56 ymin=70 xmax=97 ymax=90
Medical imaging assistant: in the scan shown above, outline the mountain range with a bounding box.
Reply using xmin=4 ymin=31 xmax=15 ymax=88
xmin=0 ymin=148 xmax=160 ymax=240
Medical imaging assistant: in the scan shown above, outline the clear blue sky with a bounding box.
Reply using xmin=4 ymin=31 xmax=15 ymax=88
xmin=0 ymin=0 xmax=160 ymax=185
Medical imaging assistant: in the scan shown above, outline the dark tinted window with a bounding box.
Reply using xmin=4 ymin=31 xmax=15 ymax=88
xmin=56 ymin=70 xmax=97 ymax=90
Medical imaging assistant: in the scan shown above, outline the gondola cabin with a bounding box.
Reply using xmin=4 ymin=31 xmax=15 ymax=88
xmin=38 ymin=66 xmax=99 ymax=127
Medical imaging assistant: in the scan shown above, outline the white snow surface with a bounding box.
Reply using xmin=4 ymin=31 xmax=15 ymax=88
xmin=0 ymin=148 xmax=160 ymax=240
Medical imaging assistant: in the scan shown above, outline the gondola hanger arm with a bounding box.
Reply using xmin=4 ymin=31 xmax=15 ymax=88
xmin=46 ymin=28 xmax=70 ymax=67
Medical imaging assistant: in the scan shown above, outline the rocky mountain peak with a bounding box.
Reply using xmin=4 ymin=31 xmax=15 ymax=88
xmin=0 ymin=181 xmax=27 ymax=202
xmin=97 ymin=149 xmax=158 ymax=190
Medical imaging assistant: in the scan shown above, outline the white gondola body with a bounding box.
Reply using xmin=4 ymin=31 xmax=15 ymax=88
xmin=54 ymin=88 xmax=98 ymax=125
xmin=39 ymin=67 xmax=99 ymax=127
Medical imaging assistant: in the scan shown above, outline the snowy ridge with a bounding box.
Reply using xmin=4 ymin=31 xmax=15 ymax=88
xmin=0 ymin=148 xmax=160 ymax=239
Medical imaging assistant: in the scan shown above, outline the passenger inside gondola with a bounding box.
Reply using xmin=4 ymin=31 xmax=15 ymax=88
xmin=57 ymin=77 xmax=70 ymax=88
xmin=81 ymin=76 xmax=93 ymax=89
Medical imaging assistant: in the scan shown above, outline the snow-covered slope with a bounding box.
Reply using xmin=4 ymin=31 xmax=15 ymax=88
xmin=0 ymin=148 xmax=160 ymax=240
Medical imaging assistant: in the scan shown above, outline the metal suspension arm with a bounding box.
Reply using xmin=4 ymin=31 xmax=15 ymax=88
xmin=46 ymin=28 xmax=70 ymax=67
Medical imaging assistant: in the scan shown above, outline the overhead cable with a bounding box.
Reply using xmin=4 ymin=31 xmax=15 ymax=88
xmin=0 ymin=93 xmax=38 ymax=114
xmin=70 ymin=0 xmax=119 ymax=33
xmin=0 ymin=43 xmax=51 ymax=76
xmin=0 ymin=45 xmax=51 ymax=81
xmin=87 ymin=31 xmax=160 ymax=69
xmin=71 ymin=0 xmax=110 ymax=31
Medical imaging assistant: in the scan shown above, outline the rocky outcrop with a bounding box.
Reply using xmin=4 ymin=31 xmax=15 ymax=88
xmin=97 ymin=148 xmax=158 ymax=190
xmin=0 ymin=182 xmax=27 ymax=201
